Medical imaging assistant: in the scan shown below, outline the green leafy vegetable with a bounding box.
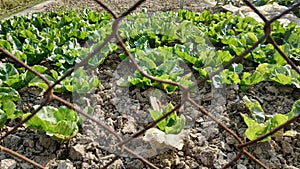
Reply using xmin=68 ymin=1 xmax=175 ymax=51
xmin=0 ymin=87 xmax=22 ymax=126
xmin=23 ymin=106 xmax=79 ymax=141
xmin=149 ymin=96 xmax=185 ymax=134
xmin=242 ymin=96 xmax=299 ymax=141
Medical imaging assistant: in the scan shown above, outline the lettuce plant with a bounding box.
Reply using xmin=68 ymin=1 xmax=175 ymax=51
xmin=242 ymin=96 xmax=299 ymax=141
xmin=143 ymin=96 xmax=186 ymax=150
xmin=149 ymin=96 xmax=185 ymax=134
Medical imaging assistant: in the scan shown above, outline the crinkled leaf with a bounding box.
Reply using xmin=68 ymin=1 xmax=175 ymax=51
xmin=2 ymin=101 xmax=22 ymax=119
xmin=287 ymin=100 xmax=300 ymax=119
xmin=24 ymin=106 xmax=79 ymax=141
xmin=243 ymin=96 xmax=265 ymax=123
xmin=242 ymin=114 xmax=270 ymax=141
xmin=178 ymin=73 xmax=194 ymax=88
xmin=29 ymin=74 xmax=54 ymax=90
xmin=54 ymin=106 xmax=78 ymax=122
xmin=217 ymin=50 xmax=233 ymax=63
xmin=0 ymin=62 xmax=23 ymax=88
xmin=24 ymin=65 xmax=48 ymax=84
xmin=241 ymin=71 xmax=265 ymax=86
xmin=165 ymin=114 xmax=186 ymax=134
xmin=271 ymin=73 xmax=292 ymax=85
xmin=0 ymin=40 xmax=12 ymax=53
xmin=0 ymin=87 xmax=20 ymax=102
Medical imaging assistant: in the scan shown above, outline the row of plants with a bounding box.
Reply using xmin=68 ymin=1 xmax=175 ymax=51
xmin=0 ymin=10 xmax=114 ymax=141
xmin=0 ymin=9 xmax=299 ymax=143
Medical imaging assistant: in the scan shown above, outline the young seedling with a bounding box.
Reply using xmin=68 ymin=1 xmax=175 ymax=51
xmin=143 ymin=96 xmax=186 ymax=152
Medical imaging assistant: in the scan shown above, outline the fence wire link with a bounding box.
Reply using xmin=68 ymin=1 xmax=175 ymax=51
xmin=0 ymin=0 xmax=299 ymax=168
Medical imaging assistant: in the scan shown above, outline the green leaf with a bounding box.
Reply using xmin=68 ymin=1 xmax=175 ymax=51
xmin=165 ymin=114 xmax=186 ymax=134
xmin=220 ymin=69 xmax=241 ymax=84
xmin=66 ymin=68 xmax=100 ymax=94
xmin=0 ymin=62 xmax=23 ymax=88
xmin=242 ymin=114 xmax=270 ymax=141
xmin=54 ymin=106 xmax=78 ymax=122
xmin=245 ymin=123 xmax=269 ymax=141
xmin=24 ymin=65 xmax=48 ymax=84
xmin=0 ymin=109 xmax=7 ymax=127
xmin=19 ymin=30 xmax=36 ymax=40
xmin=0 ymin=40 xmax=12 ymax=53
xmin=240 ymin=71 xmax=265 ymax=87
xmin=245 ymin=32 xmax=258 ymax=45
xmin=149 ymin=109 xmax=166 ymax=131
xmin=149 ymin=97 xmax=185 ymax=134
xmin=2 ymin=101 xmax=21 ymax=119
xmin=29 ymin=74 xmax=54 ymax=90
xmin=0 ymin=87 xmax=20 ymax=102
xmin=50 ymin=70 xmax=59 ymax=80
xmin=287 ymin=100 xmax=300 ymax=119
xmin=24 ymin=105 xmax=79 ymax=141
xmin=49 ymin=120 xmax=78 ymax=140
xmin=243 ymin=96 xmax=265 ymax=123
xmin=242 ymin=99 xmax=299 ymax=142
xmin=271 ymin=73 xmax=292 ymax=85
xmin=179 ymin=73 xmax=194 ymax=89
xmin=217 ymin=50 xmax=233 ymax=63
xmin=267 ymin=114 xmax=288 ymax=129
xmin=229 ymin=63 xmax=243 ymax=74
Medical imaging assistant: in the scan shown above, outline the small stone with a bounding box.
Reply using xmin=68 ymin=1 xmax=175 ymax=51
xmin=23 ymin=138 xmax=35 ymax=147
xmin=198 ymin=147 xmax=217 ymax=167
xmin=124 ymin=159 xmax=143 ymax=169
xmin=76 ymin=134 xmax=93 ymax=144
xmin=86 ymin=152 xmax=96 ymax=161
xmin=82 ymin=162 xmax=90 ymax=169
xmin=189 ymin=133 xmax=197 ymax=139
xmin=282 ymin=142 xmax=293 ymax=154
xmin=197 ymin=135 xmax=207 ymax=146
xmin=162 ymin=159 xmax=171 ymax=167
xmin=4 ymin=135 xmax=21 ymax=149
xmin=107 ymin=159 xmax=123 ymax=169
xmin=70 ymin=144 xmax=85 ymax=161
xmin=190 ymin=161 xmax=200 ymax=168
xmin=236 ymin=164 xmax=247 ymax=169
xmin=226 ymin=135 xmax=238 ymax=145
xmin=57 ymin=160 xmax=75 ymax=169
xmin=0 ymin=159 xmax=17 ymax=169
xmin=265 ymin=86 xmax=279 ymax=96
xmin=39 ymin=135 xmax=56 ymax=150
xmin=175 ymin=160 xmax=185 ymax=168
xmin=178 ymin=151 xmax=184 ymax=157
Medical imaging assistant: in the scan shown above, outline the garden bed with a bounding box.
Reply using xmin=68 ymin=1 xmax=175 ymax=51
xmin=0 ymin=1 xmax=300 ymax=169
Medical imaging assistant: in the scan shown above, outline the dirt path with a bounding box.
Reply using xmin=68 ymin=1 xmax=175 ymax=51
xmin=7 ymin=0 xmax=218 ymax=18
xmin=5 ymin=0 xmax=59 ymax=19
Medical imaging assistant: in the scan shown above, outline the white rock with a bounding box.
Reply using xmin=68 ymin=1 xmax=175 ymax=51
xmin=0 ymin=159 xmax=17 ymax=169
xmin=69 ymin=144 xmax=85 ymax=161
xmin=143 ymin=128 xmax=186 ymax=151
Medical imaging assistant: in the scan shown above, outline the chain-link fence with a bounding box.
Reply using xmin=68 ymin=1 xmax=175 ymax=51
xmin=0 ymin=0 xmax=300 ymax=168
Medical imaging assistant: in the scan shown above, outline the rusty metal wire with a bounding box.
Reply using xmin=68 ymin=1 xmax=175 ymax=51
xmin=0 ymin=0 xmax=300 ymax=168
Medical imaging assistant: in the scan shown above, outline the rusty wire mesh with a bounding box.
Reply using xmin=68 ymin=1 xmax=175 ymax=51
xmin=0 ymin=0 xmax=300 ymax=168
